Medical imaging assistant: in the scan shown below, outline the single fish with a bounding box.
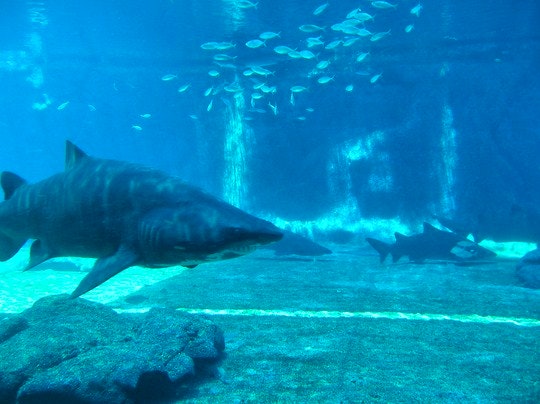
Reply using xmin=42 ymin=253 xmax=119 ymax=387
xmin=345 ymin=84 xmax=354 ymax=92
xmin=287 ymin=50 xmax=303 ymax=59
xmin=213 ymin=54 xmax=237 ymax=61
xmin=356 ymin=28 xmax=373 ymax=37
xmin=317 ymin=76 xmax=334 ymax=84
xmin=208 ymin=70 xmax=220 ymax=77
xmin=342 ymin=38 xmax=360 ymax=47
xmin=405 ymin=24 xmax=414 ymax=33
xmin=410 ymin=4 xmax=423 ymax=17
xmin=207 ymin=98 xmax=214 ymax=111
xmin=370 ymin=73 xmax=382 ymax=83
xmin=201 ymin=42 xmax=219 ymax=50
xmin=259 ymin=31 xmax=280 ymax=40
xmin=178 ymin=84 xmax=191 ymax=93
xmin=249 ymin=65 xmax=274 ymax=76
xmin=131 ymin=125 xmax=142 ymax=131
xmin=356 ymin=52 xmax=370 ymax=62
xmin=341 ymin=26 xmax=365 ymax=35
xmin=370 ymin=30 xmax=391 ymax=42
xmin=215 ymin=42 xmax=236 ymax=50
xmin=316 ymin=60 xmax=330 ymax=69
xmin=371 ymin=1 xmax=397 ymax=9
xmin=313 ymin=3 xmax=329 ymax=16
xmin=299 ymin=50 xmax=317 ymax=59
xmin=274 ymin=45 xmax=295 ymax=54
xmin=299 ymin=24 xmax=325 ymax=33
xmin=139 ymin=114 xmax=151 ymax=119
xmin=290 ymin=85 xmax=308 ymax=93
xmin=246 ymin=39 xmax=266 ymax=49
xmin=161 ymin=74 xmax=177 ymax=81
xmin=57 ymin=101 xmax=70 ymax=111
xmin=325 ymin=40 xmax=341 ymax=50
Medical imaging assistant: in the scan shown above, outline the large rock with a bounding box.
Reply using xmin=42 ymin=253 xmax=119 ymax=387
xmin=0 ymin=295 xmax=224 ymax=403
xmin=516 ymin=248 xmax=540 ymax=289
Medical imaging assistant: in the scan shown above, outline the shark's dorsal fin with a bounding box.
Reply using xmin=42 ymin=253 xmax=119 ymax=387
xmin=1 ymin=171 xmax=27 ymax=200
xmin=65 ymin=140 xmax=88 ymax=170
xmin=394 ymin=232 xmax=407 ymax=241
xmin=422 ymin=222 xmax=439 ymax=234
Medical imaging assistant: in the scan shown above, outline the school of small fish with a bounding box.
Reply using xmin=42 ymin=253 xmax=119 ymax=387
xmin=155 ymin=1 xmax=424 ymax=124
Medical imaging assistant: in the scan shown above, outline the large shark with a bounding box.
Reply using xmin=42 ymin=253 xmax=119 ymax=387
xmin=0 ymin=141 xmax=282 ymax=297
xmin=366 ymin=222 xmax=496 ymax=264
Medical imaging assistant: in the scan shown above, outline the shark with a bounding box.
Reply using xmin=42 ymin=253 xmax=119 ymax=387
xmin=0 ymin=141 xmax=282 ymax=297
xmin=434 ymin=208 xmax=540 ymax=244
xmin=366 ymin=222 xmax=496 ymax=264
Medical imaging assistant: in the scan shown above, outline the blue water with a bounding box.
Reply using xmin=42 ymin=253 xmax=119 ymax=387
xmin=1 ymin=0 xmax=539 ymax=235
xmin=1 ymin=1 xmax=539 ymax=402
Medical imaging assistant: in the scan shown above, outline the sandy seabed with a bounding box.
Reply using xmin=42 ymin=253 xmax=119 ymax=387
xmin=1 ymin=245 xmax=539 ymax=402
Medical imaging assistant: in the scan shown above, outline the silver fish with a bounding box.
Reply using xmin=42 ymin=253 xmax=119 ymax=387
xmin=161 ymin=74 xmax=177 ymax=81
xmin=371 ymin=1 xmax=397 ymax=9
xmin=313 ymin=3 xmax=329 ymax=16
xmin=299 ymin=24 xmax=325 ymax=33
xmin=246 ymin=39 xmax=266 ymax=49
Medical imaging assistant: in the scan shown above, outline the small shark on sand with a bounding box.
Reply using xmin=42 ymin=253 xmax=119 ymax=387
xmin=366 ymin=222 xmax=496 ymax=264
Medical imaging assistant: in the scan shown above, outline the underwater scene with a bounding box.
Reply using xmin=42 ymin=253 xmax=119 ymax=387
xmin=0 ymin=0 xmax=539 ymax=402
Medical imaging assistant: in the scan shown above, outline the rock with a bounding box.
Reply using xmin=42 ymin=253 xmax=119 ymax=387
xmin=0 ymin=295 xmax=224 ymax=403
xmin=516 ymin=248 xmax=540 ymax=289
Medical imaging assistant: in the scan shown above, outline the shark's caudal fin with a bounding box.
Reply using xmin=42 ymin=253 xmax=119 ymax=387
xmin=0 ymin=172 xmax=28 ymax=261
xmin=1 ymin=171 xmax=27 ymax=200
xmin=366 ymin=237 xmax=392 ymax=263
xmin=0 ymin=233 xmax=27 ymax=261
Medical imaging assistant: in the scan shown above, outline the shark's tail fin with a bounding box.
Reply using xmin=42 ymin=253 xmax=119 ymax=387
xmin=0 ymin=172 xmax=28 ymax=260
xmin=366 ymin=237 xmax=392 ymax=263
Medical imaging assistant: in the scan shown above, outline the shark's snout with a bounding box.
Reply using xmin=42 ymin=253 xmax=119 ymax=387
xmin=253 ymin=222 xmax=283 ymax=245
xmin=225 ymin=220 xmax=283 ymax=247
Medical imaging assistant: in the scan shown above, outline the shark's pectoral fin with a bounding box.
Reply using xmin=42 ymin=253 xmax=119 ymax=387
xmin=71 ymin=245 xmax=139 ymax=298
xmin=24 ymin=240 xmax=54 ymax=271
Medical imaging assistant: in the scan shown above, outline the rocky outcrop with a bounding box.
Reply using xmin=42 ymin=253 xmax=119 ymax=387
xmin=0 ymin=295 xmax=224 ymax=403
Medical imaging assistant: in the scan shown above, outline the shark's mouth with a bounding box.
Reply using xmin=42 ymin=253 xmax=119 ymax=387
xmin=209 ymin=244 xmax=257 ymax=260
